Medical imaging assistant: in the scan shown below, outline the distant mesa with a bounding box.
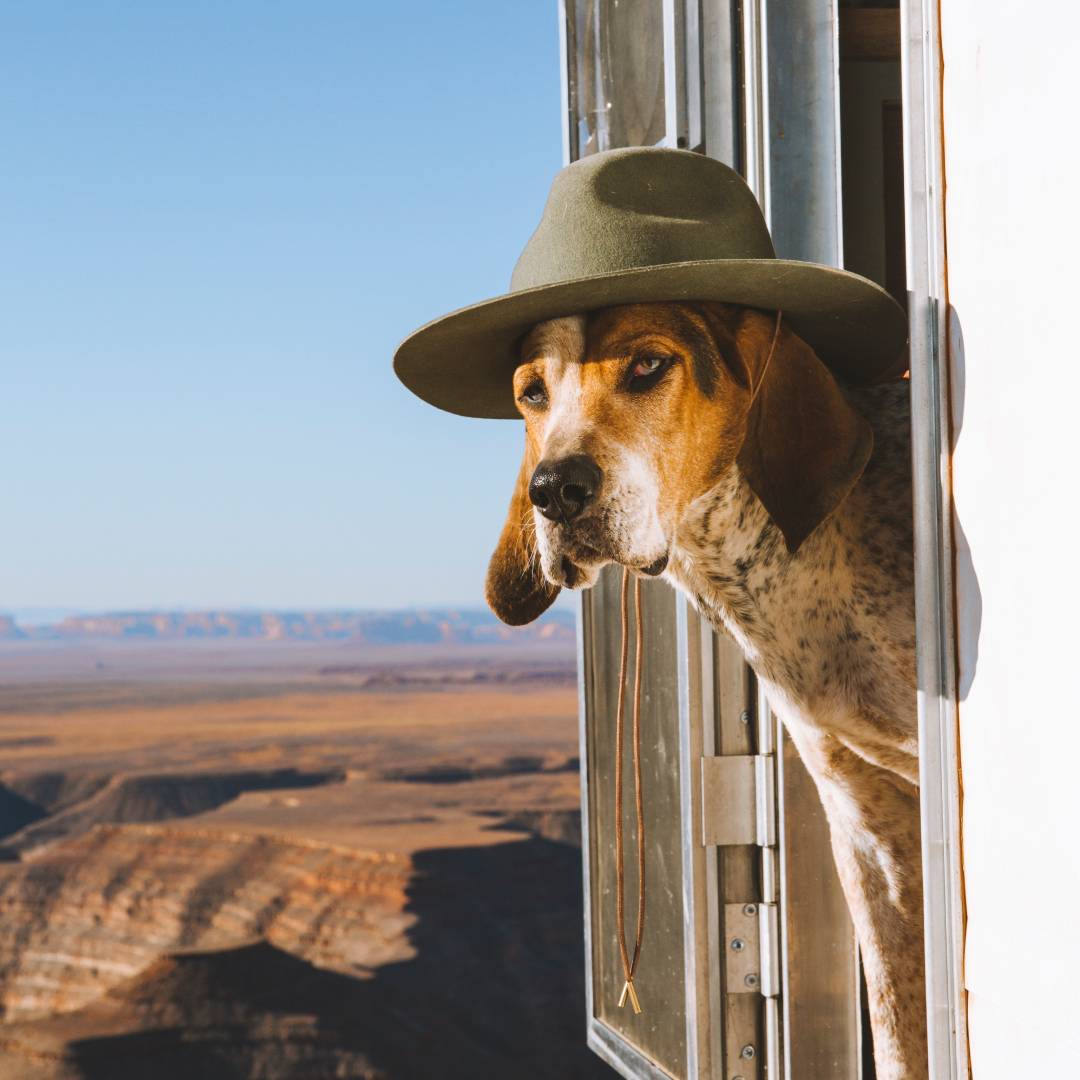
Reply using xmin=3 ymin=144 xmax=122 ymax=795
xmin=0 ymin=608 xmax=575 ymax=645
xmin=320 ymin=661 xmax=577 ymax=686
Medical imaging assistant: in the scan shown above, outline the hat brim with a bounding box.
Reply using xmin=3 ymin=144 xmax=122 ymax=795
xmin=393 ymin=258 xmax=909 ymax=419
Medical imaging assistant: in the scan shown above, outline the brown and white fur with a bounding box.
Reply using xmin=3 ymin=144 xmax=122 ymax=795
xmin=486 ymin=302 xmax=924 ymax=1079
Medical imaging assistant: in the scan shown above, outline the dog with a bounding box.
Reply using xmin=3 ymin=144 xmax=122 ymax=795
xmin=486 ymin=300 xmax=925 ymax=1080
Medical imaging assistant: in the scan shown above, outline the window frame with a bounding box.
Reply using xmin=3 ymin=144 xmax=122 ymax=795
xmin=899 ymin=0 xmax=969 ymax=1074
xmin=560 ymin=1 xmax=969 ymax=1077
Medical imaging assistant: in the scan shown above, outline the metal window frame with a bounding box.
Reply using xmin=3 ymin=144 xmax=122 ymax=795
xmin=560 ymin=0 xmax=691 ymax=163
xmin=565 ymin=3 xmax=870 ymax=1078
xmin=752 ymin=5 xmax=864 ymax=1077
xmin=578 ymin=588 xmax=695 ymax=1080
xmin=661 ymin=0 xmax=687 ymax=149
xmin=558 ymin=7 xmax=659 ymax=1075
xmin=661 ymin=0 xmax=707 ymax=151
xmin=560 ymin=15 xmax=675 ymax=1070
xmin=674 ymin=599 xmax=723 ymax=1079
xmin=568 ymin=8 xmax=722 ymax=1077
xmin=899 ymin=1 xmax=969 ymax=1076
xmin=563 ymin=3 xmax=973 ymax=1078
xmin=558 ymin=0 xmax=573 ymax=165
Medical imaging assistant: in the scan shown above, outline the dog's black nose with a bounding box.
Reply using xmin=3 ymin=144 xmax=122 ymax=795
xmin=529 ymin=455 xmax=601 ymax=523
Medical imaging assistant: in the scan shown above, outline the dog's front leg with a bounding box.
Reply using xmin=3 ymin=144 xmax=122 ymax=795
xmin=785 ymin=721 xmax=928 ymax=1080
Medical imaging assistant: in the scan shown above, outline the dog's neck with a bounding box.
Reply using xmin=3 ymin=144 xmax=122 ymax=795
xmin=667 ymin=465 xmax=794 ymax=665
xmin=665 ymin=463 xmax=868 ymax=706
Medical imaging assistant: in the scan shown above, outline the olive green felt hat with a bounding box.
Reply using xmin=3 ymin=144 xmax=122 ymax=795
xmin=394 ymin=147 xmax=908 ymax=419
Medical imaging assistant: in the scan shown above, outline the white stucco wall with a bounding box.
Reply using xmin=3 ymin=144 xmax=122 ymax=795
xmin=941 ymin=3 xmax=1080 ymax=1075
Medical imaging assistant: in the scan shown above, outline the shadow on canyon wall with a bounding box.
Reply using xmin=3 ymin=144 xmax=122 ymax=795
xmin=40 ymin=837 xmax=611 ymax=1080
xmin=0 ymin=768 xmax=346 ymax=855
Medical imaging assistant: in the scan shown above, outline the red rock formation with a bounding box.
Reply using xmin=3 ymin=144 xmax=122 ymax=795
xmin=0 ymin=825 xmax=413 ymax=1021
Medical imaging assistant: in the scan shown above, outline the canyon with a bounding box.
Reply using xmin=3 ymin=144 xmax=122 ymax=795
xmin=0 ymin=633 xmax=606 ymax=1079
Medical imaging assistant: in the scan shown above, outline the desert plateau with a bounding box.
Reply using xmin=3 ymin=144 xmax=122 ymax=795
xmin=0 ymin=611 xmax=609 ymax=1079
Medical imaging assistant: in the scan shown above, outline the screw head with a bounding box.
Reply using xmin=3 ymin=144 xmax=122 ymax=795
xmin=739 ymin=709 xmax=751 ymax=724
xmin=733 ymin=1076 xmax=746 ymax=1080
xmin=730 ymin=937 xmax=745 ymax=952
xmin=744 ymin=973 xmax=759 ymax=988
xmin=740 ymin=1044 xmax=756 ymax=1060
xmin=743 ymin=903 xmax=757 ymax=916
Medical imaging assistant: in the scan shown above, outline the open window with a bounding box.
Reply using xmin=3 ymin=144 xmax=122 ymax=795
xmin=562 ymin=1 xmax=966 ymax=1077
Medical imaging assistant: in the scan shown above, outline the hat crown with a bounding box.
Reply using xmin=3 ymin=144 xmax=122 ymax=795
xmin=510 ymin=147 xmax=776 ymax=292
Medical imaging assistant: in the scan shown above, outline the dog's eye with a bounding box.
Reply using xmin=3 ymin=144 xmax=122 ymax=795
xmin=628 ymin=354 xmax=673 ymax=388
xmin=518 ymin=381 xmax=548 ymax=407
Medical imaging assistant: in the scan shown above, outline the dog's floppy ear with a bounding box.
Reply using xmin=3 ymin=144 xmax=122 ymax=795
xmin=485 ymin=437 xmax=561 ymax=625
xmin=724 ymin=308 xmax=874 ymax=553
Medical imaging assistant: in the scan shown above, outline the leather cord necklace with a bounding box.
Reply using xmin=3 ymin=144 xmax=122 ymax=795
xmin=612 ymin=310 xmax=782 ymax=1016
xmin=614 ymin=565 xmax=645 ymax=1013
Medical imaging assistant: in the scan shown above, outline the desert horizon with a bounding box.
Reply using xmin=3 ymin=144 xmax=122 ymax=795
xmin=0 ymin=604 xmax=576 ymax=643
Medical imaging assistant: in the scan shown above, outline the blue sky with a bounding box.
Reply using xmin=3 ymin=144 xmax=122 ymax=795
xmin=0 ymin=2 xmax=565 ymax=611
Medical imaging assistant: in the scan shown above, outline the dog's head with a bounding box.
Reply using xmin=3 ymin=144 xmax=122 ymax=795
xmin=486 ymin=302 xmax=873 ymax=625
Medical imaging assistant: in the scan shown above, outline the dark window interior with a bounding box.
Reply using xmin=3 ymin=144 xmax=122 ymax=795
xmin=840 ymin=1 xmax=907 ymax=310
xmin=839 ymin=4 xmax=904 ymax=1074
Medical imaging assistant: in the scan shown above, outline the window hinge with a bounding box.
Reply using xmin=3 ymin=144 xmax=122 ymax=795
xmin=724 ymin=901 xmax=781 ymax=998
xmin=700 ymin=754 xmax=776 ymax=847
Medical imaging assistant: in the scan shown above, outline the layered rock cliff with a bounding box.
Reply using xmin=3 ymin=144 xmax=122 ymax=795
xmin=0 ymin=824 xmax=413 ymax=1021
xmin=0 ymin=825 xmax=606 ymax=1079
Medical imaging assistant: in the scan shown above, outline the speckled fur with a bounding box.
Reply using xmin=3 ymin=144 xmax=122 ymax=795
xmin=498 ymin=307 xmax=926 ymax=1076
xmin=667 ymin=380 xmax=926 ymax=1079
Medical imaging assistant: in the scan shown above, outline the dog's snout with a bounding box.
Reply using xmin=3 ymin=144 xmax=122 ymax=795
xmin=529 ymin=454 xmax=602 ymax=523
